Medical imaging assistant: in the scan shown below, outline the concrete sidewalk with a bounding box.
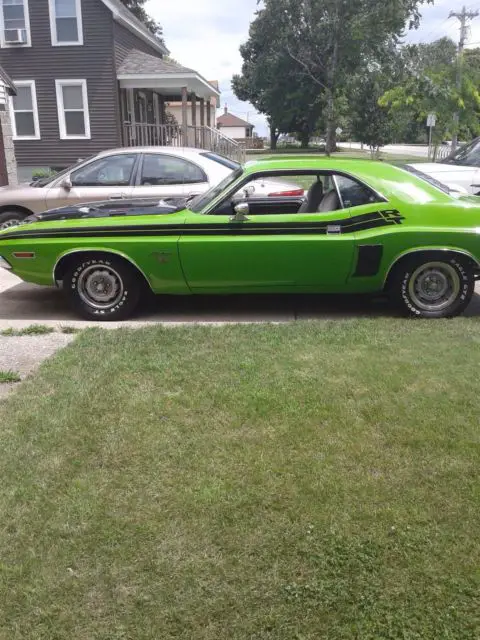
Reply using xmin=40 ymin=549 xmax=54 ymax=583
xmin=1 ymin=268 xmax=480 ymax=329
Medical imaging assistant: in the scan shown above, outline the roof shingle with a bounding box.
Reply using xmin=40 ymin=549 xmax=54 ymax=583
xmin=117 ymin=50 xmax=194 ymax=75
xmin=217 ymin=112 xmax=253 ymax=128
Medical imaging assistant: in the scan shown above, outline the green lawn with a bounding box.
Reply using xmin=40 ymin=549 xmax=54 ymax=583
xmin=246 ymin=149 xmax=428 ymax=165
xmin=0 ymin=320 xmax=479 ymax=639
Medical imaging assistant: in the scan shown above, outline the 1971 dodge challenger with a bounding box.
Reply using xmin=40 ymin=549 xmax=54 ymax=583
xmin=0 ymin=157 xmax=479 ymax=320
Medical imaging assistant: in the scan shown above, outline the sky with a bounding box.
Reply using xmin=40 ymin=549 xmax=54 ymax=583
xmin=145 ymin=0 xmax=480 ymax=136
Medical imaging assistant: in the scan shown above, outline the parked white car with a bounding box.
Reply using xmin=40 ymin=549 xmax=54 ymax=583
xmin=409 ymin=138 xmax=480 ymax=196
xmin=0 ymin=147 xmax=302 ymax=229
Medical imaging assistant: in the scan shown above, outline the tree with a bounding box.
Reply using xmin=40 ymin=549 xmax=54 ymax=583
xmin=263 ymin=0 xmax=433 ymax=153
xmin=380 ymin=38 xmax=480 ymax=144
xmin=119 ymin=0 xmax=163 ymax=39
xmin=349 ymin=72 xmax=395 ymax=156
xmin=232 ymin=7 xmax=324 ymax=150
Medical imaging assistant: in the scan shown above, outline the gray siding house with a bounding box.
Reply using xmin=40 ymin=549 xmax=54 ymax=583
xmin=0 ymin=0 xmax=225 ymax=178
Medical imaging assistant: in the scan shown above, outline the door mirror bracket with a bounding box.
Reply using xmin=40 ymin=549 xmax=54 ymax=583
xmin=230 ymin=202 xmax=250 ymax=222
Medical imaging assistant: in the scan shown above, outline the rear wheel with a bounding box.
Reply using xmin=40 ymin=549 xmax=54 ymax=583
xmin=0 ymin=210 xmax=26 ymax=230
xmin=390 ymin=254 xmax=475 ymax=318
xmin=63 ymin=255 xmax=142 ymax=321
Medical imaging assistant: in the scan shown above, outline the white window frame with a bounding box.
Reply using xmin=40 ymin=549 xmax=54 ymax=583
xmin=9 ymin=80 xmax=40 ymax=140
xmin=0 ymin=0 xmax=32 ymax=48
xmin=48 ymin=0 xmax=83 ymax=46
xmin=55 ymin=79 xmax=91 ymax=140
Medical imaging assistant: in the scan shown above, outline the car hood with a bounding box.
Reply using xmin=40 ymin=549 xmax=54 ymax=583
xmin=0 ymin=182 xmax=43 ymax=197
xmin=21 ymin=197 xmax=189 ymax=223
xmin=409 ymin=163 xmax=475 ymax=175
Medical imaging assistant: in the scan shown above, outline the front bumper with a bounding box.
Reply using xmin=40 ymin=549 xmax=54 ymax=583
xmin=0 ymin=256 xmax=12 ymax=270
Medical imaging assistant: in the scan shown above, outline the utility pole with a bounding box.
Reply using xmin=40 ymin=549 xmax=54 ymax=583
xmin=449 ymin=6 xmax=479 ymax=150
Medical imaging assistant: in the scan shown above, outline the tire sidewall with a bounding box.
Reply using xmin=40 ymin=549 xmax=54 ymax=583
xmin=65 ymin=256 xmax=140 ymax=320
xmin=397 ymin=255 xmax=473 ymax=318
xmin=0 ymin=210 xmax=26 ymax=229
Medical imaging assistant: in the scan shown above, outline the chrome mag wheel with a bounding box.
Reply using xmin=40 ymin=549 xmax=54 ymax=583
xmin=408 ymin=261 xmax=460 ymax=312
xmin=77 ymin=264 xmax=124 ymax=310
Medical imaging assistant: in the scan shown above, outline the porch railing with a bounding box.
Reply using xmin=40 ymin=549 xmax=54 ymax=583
xmin=122 ymin=123 xmax=183 ymax=148
xmin=122 ymin=122 xmax=246 ymax=164
xmin=186 ymin=126 xmax=246 ymax=164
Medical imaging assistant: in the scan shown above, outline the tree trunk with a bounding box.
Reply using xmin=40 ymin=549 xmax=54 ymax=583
xmin=325 ymin=4 xmax=339 ymax=156
xmin=299 ymin=129 xmax=310 ymax=148
xmin=270 ymin=125 xmax=279 ymax=150
xmin=325 ymin=88 xmax=336 ymax=155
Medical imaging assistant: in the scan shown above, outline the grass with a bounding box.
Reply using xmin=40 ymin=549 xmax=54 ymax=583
xmin=0 ymin=370 xmax=21 ymax=384
xmin=59 ymin=326 xmax=82 ymax=335
xmin=0 ymin=320 xmax=479 ymax=639
xmin=246 ymin=149 xmax=428 ymax=165
xmin=0 ymin=324 xmax=55 ymax=337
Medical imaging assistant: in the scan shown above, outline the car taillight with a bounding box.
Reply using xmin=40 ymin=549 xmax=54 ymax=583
xmin=268 ymin=189 xmax=305 ymax=197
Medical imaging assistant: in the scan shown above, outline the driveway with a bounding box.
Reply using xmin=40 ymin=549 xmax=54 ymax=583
xmin=1 ymin=269 xmax=480 ymax=328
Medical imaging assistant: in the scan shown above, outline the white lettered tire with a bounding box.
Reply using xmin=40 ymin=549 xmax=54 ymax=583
xmin=64 ymin=254 xmax=142 ymax=321
xmin=390 ymin=253 xmax=475 ymax=318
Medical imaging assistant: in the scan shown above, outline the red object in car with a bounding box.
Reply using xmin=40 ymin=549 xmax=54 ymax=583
xmin=268 ymin=188 xmax=305 ymax=197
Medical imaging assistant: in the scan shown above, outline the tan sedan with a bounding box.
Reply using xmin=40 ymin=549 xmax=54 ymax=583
xmin=0 ymin=147 xmax=302 ymax=229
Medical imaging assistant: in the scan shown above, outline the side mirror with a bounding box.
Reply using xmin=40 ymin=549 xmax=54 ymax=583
xmin=61 ymin=177 xmax=72 ymax=191
xmin=230 ymin=202 xmax=250 ymax=222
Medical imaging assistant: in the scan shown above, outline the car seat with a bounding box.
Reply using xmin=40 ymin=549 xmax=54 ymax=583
xmin=298 ymin=179 xmax=324 ymax=213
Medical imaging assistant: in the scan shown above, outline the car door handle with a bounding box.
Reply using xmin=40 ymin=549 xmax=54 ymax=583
xmin=109 ymin=194 xmax=126 ymax=200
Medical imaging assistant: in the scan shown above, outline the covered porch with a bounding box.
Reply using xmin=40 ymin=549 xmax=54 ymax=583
xmin=117 ymin=51 xmax=245 ymax=163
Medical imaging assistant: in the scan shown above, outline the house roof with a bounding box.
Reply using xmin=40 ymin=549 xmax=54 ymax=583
xmin=117 ymin=50 xmax=221 ymax=99
xmin=100 ymin=0 xmax=169 ymax=56
xmin=117 ymin=50 xmax=193 ymax=75
xmin=217 ymin=112 xmax=254 ymax=128
xmin=0 ymin=64 xmax=16 ymax=95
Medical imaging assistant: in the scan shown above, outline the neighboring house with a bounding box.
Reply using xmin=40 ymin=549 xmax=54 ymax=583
xmin=217 ymin=106 xmax=254 ymax=140
xmin=0 ymin=0 xmax=226 ymax=179
xmin=0 ymin=63 xmax=17 ymax=185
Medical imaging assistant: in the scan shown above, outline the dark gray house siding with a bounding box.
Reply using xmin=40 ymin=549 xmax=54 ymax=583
xmin=0 ymin=0 xmax=121 ymax=167
xmin=113 ymin=22 xmax=163 ymax=67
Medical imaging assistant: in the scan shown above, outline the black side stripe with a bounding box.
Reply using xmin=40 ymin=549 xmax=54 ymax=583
xmin=0 ymin=210 xmax=404 ymax=241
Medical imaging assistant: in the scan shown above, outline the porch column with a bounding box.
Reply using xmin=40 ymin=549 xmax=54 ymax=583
xmin=199 ymin=97 xmax=205 ymax=148
xmin=206 ymin=99 xmax=211 ymax=127
xmin=127 ymin=89 xmax=136 ymax=144
xmin=181 ymin=86 xmax=188 ymax=146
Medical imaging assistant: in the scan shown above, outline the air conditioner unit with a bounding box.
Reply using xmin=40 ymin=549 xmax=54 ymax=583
xmin=4 ymin=29 xmax=27 ymax=44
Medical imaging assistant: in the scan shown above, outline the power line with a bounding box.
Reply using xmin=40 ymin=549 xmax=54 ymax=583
xmin=449 ymin=6 xmax=479 ymax=149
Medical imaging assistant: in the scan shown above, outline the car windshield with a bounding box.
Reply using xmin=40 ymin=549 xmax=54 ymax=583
xmin=402 ymin=165 xmax=452 ymax=194
xmin=190 ymin=167 xmax=243 ymax=212
xmin=31 ymin=155 xmax=96 ymax=187
xmin=199 ymin=152 xmax=241 ymax=171
xmin=443 ymin=138 xmax=480 ymax=167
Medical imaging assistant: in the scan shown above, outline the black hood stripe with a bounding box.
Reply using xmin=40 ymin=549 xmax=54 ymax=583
xmin=0 ymin=210 xmax=404 ymax=241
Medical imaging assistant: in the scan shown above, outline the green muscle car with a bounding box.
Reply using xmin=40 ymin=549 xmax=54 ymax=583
xmin=0 ymin=157 xmax=479 ymax=320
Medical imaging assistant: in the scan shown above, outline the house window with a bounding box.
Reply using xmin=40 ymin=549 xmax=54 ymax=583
xmin=9 ymin=80 xmax=40 ymax=139
xmin=55 ymin=79 xmax=90 ymax=139
xmin=0 ymin=0 xmax=31 ymax=47
xmin=49 ymin=0 xmax=83 ymax=46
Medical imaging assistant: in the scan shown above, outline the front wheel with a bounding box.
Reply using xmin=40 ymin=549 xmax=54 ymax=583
xmin=63 ymin=255 xmax=142 ymax=321
xmin=0 ymin=210 xmax=26 ymax=230
xmin=390 ymin=254 xmax=475 ymax=318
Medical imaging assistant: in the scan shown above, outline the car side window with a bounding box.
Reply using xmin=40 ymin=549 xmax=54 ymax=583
xmin=140 ymin=155 xmax=207 ymax=186
xmin=334 ymin=175 xmax=381 ymax=208
xmin=71 ymin=155 xmax=137 ymax=187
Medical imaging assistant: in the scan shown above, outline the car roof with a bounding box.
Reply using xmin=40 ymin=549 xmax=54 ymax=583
xmin=241 ymin=156 xmax=453 ymax=202
xmin=243 ymin=156 xmax=393 ymax=174
xmin=95 ymin=147 xmax=209 ymax=159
